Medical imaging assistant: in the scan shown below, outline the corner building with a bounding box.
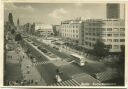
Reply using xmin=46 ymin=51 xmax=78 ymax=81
xmin=83 ymin=19 xmax=125 ymax=53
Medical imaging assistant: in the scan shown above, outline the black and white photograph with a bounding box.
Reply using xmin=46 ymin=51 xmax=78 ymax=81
xmin=3 ymin=2 xmax=125 ymax=86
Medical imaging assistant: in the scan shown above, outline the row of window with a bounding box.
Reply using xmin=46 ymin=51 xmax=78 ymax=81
xmin=61 ymin=25 xmax=80 ymax=28
xmin=84 ymin=41 xmax=124 ymax=49
xmin=85 ymin=37 xmax=125 ymax=42
xmin=100 ymin=33 xmax=125 ymax=37
xmin=102 ymin=39 xmax=125 ymax=42
xmin=63 ymin=29 xmax=79 ymax=33
xmin=106 ymin=45 xmax=124 ymax=49
xmin=62 ymin=34 xmax=79 ymax=38
xmin=84 ymin=28 xmax=125 ymax=32
xmin=85 ymin=32 xmax=125 ymax=37
xmin=85 ymin=33 xmax=100 ymax=36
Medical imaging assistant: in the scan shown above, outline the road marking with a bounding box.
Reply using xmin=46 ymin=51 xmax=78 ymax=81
xmin=51 ymin=79 xmax=80 ymax=86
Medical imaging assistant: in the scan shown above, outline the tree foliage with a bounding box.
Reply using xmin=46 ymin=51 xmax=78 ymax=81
xmin=92 ymin=40 xmax=109 ymax=59
xmin=15 ymin=33 xmax=22 ymax=41
xmin=11 ymin=29 xmax=15 ymax=34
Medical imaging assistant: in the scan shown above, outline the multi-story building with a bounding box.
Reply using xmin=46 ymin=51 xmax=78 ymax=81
xmin=107 ymin=3 xmax=120 ymax=19
xmin=35 ymin=24 xmax=53 ymax=36
xmin=52 ymin=25 xmax=61 ymax=36
xmin=83 ymin=19 xmax=125 ymax=52
xmin=60 ymin=18 xmax=84 ymax=44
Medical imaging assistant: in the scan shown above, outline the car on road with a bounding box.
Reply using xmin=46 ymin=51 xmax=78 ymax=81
xmin=32 ymin=42 xmax=38 ymax=46
xmin=53 ymin=46 xmax=59 ymax=50
xmin=37 ymin=46 xmax=48 ymax=53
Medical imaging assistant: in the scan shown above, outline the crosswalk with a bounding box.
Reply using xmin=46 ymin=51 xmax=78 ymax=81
xmin=32 ymin=61 xmax=50 ymax=66
xmin=51 ymin=79 xmax=81 ymax=86
xmin=95 ymin=70 xmax=118 ymax=82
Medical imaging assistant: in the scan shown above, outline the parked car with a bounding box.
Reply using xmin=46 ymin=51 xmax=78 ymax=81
xmin=37 ymin=46 xmax=47 ymax=53
xmin=32 ymin=42 xmax=38 ymax=46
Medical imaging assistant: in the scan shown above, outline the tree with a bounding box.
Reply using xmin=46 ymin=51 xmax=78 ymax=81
xmin=15 ymin=33 xmax=22 ymax=41
xmin=11 ymin=29 xmax=15 ymax=34
xmin=118 ymin=45 xmax=125 ymax=78
xmin=8 ymin=13 xmax=14 ymax=25
xmin=92 ymin=40 xmax=109 ymax=59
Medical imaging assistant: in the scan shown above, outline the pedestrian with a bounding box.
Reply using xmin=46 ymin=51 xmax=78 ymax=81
xmin=35 ymin=80 xmax=38 ymax=85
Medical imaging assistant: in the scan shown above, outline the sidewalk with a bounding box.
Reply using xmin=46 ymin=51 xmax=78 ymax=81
xmin=5 ymin=43 xmax=23 ymax=86
xmin=19 ymin=46 xmax=46 ymax=86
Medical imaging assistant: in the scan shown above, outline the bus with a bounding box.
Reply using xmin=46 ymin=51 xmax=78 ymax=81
xmin=70 ymin=54 xmax=87 ymax=66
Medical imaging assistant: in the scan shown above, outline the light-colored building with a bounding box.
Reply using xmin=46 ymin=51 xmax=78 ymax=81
xmin=35 ymin=24 xmax=53 ymax=36
xmin=60 ymin=18 xmax=84 ymax=44
xmin=83 ymin=19 xmax=125 ymax=52
xmin=60 ymin=18 xmax=125 ymax=52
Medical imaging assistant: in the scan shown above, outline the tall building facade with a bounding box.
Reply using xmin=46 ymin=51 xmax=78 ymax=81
xmin=82 ymin=19 xmax=103 ymax=49
xmin=60 ymin=19 xmax=83 ymax=44
xmin=60 ymin=18 xmax=125 ymax=52
xmin=107 ymin=3 xmax=120 ymax=19
xmin=83 ymin=19 xmax=125 ymax=52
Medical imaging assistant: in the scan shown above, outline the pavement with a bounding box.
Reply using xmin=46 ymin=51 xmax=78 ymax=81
xmin=19 ymin=45 xmax=46 ymax=86
xmin=5 ymin=42 xmax=22 ymax=85
xmin=5 ymin=38 xmax=46 ymax=86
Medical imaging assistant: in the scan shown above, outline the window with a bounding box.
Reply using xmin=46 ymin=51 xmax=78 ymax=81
xmin=89 ymin=43 xmax=91 ymax=46
xmin=106 ymin=45 xmax=112 ymax=49
xmin=85 ymin=37 xmax=88 ymax=40
xmin=107 ymin=34 xmax=112 ymax=37
xmin=93 ymin=33 xmax=95 ymax=36
xmin=120 ymin=33 xmax=125 ymax=36
xmin=76 ymin=35 xmax=78 ymax=38
xmin=89 ymin=38 xmax=91 ymax=40
xmin=113 ymin=45 xmax=119 ymax=49
xmin=107 ymin=39 xmax=112 ymax=42
xmin=120 ymin=39 xmax=125 ymax=42
xmin=107 ymin=28 xmax=112 ymax=31
xmin=114 ymin=39 xmax=119 ymax=42
xmin=113 ymin=34 xmax=119 ymax=37
xmin=102 ymin=39 xmax=106 ymax=42
xmin=92 ymin=38 xmax=95 ymax=41
xmin=120 ymin=28 xmax=125 ymax=31
xmin=85 ymin=33 xmax=88 ymax=35
xmin=76 ymin=30 xmax=78 ymax=33
xmin=114 ymin=28 xmax=119 ymax=31
xmin=97 ymin=33 xmax=100 ymax=36
xmin=85 ymin=41 xmax=88 ymax=45
xmin=101 ymin=34 xmax=106 ymax=37
xmin=93 ymin=28 xmax=95 ymax=31
xmin=102 ymin=28 xmax=106 ymax=31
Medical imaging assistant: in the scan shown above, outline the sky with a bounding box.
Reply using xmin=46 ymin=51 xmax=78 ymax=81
xmin=4 ymin=3 xmax=124 ymax=25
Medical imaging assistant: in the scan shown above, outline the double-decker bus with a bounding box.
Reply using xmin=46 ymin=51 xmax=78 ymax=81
xmin=70 ymin=54 xmax=86 ymax=66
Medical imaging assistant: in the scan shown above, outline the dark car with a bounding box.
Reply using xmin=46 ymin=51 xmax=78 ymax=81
xmin=53 ymin=46 xmax=59 ymax=50
xmin=32 ymin=43 xmax=38 ymax=46
xmin=38 ymin=46 xmax=47 ymax=53
xmin=41 ymin=48 xmax=47 ymax=53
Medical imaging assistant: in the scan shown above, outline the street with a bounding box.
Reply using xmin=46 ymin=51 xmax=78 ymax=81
xmin=21 ymin=36 xmax=107 ymax=85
